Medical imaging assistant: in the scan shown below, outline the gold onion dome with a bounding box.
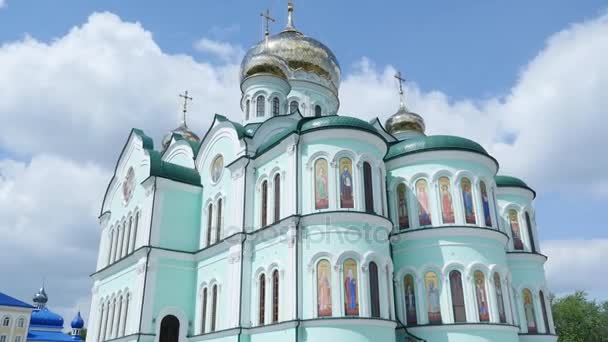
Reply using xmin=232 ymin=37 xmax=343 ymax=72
xmin=162 ymin=122 xmax=200 ymax=150
xmin=385 ymin=101 xmax=426 ymax=136
xmin=240 ymin=3 xmax=341 ymax=93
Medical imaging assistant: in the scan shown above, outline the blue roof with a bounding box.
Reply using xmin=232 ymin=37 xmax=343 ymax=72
xmin=28 ymin=330 xmax=77 ymax=342
xmin=0 ymin=292 xmax=34 ymax=309
xmin=70 ymin=312 xmax=84 ymax=329
xmin=31 ymin=307 xmax=64 ymax=328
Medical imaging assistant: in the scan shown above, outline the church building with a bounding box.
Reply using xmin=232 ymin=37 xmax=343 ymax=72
xmin=87 ymin=3 xmax=557 ymax=342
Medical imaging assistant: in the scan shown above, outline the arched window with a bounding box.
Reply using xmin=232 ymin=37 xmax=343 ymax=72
xmin=397 ymin=183 xmax=410 ymax=229
xmin=210 ymin=285 xmax=218 ymax=332
xmin=274 ymin=174 xmax=281 ymax=223
xmin=539 ymin=290 xmax=550 ymax=334
xmin=115 ymin=296 xmax=123 ymax=337
xmin=256 ymin=95 xmax=265 ymax=117
xmin=439 ymin=177 xmax=455 ymax=224
xmin=289 ymin=101 xmax=299 ymax=113
xmin=424 ymin=272 xmax=442 ymax=324
xmin=272 ymin=270 xmax=279 ymax=323
xmin=449 ymin=270 xmax=466 ymax=322
xmin=525 ymin=212 xmax=536 ymax=252
xmin=316 ymin=260 xmax=332 ymax=317
xmin=315 ymin=105 xmax=322 ymax=117
xmin=461 ymin=178 xmax=476 ymax=224
xmin=131 ymin=212 xmax=139 ymax=252
xmin=403 ymin=274 xmax=417 ymax=325
xmin=2 ymin=316 xmax=9 ymax=326
xmin=480 ymin=181 xmax=492 ymax=227
xmin=493 ymin=273 xmax=507 ymax=323
xmin=246 ymin=99 xmax=250 ymax=120
xmin=369 ymin=262 xmax=380 ymax=318
xmin=116 ymin=223 xmax=124 ymax=260
xmin=339 ymin=158 xmax=354 ymax=209
xmin=523 ymin=289 xmax=537 ymax=333
xmin=314 ymin=159 xmax=329 ymax=210
xmin=159 ymin=315 xmax=179 ymax=342
xmin=122 ymin=293 xmax=130 ymax=336
xmin=258 ymin=274 xmax=266 ymax=325
xmin=508 ymin=210 xmax=524 ymax=250
xmin=343 ymin=258 xmax=359 ymax=316
xmin=416 ymin=180 xmax=432 ymax=226
xmin=201 ymin=288 xmax=207 ymax=333
xmin=474 ymin=271 xmax=490 ymax=322
xmin=363 ymin=162 xmax=374 ymax=213
xmin=206 ymin=204 xmax=213 ymax=246
xmin=272 ymin=97 xmax=280 ymax=116
xmin=215 ymin=199 xmax=222 ymax=243
xmin=261 ymin=180 xmax=268 ymax=227
xmin=17 ymin=318 xmax=24 ymax=328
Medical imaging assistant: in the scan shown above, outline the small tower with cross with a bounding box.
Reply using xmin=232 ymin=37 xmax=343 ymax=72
xmin=260 ymin=9 xmax=275 ymax=39
xmin=161 ymin=90 xmax=200 ymax=150
xmin=179 ymin=90 xmax=193 ymax=128
xmin=384 ymin=70 xmax=426 ymax=138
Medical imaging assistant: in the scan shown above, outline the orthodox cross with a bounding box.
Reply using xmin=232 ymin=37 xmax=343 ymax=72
xmin=394 ymin=71 xmax=407 ymax=107
xmin=179 ymin=90 xmax=193 ymax=127
xmin=260 ymin=9 xmax=275 ymax=37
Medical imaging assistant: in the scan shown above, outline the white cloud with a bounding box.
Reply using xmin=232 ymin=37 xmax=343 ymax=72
xmin=194 ymin=37 xmax=244 ymax=63
xmin=0 ymin=0 xmax=5 ymax=9
xmin=543 ymin=240 xmax=608 ymax=300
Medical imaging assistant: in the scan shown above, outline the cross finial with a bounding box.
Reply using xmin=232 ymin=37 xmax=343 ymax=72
xmin=394 ymin=71 xmax=407 ymax=109
xmin=260 ymin=9 xmax=275 ymax=37
xmin=179 ymin=90 xmax=193 ymax=127
xmin=285 ymin=0 xmax=296 ymax=31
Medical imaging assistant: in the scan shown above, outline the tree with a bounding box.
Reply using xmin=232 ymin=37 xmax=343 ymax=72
xmin=552 ymin=291 xmax=608 ymax=341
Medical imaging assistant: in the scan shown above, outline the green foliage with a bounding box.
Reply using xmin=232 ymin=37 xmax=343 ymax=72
xmin=552 ymin=291 xmax=608 ymax=341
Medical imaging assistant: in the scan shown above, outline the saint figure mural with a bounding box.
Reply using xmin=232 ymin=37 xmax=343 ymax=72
xmin=339 ymin=158 xmax=354 ymax=208
xmin=416 ymin=180 xmax=432 ymax=226
xmin=343 ymin=259 xmax=359 ymax=316
xmin=480 ymin=182 xmax=492 ymax=227
xmin=317 ymin=260 xmax=332 ymax=317
xmin=403 ymin=275 xmax=417 ymax=325
xmin=397 ymin=183 xmax=410 ymax=229
xmin=211 ymin=155 xmax=224 ymax=183
xmin=425 ymin=272 xmax=442 ymax=324
xmin=493 ymin=272 xmax=506 ymax=323
xmin=461 ymin=178 xmax=476 ymax=224
xmin=474 ymin=271 xmax=489 ymax=322
xmin=523 ymin=289 xmax=537 ymax=333
xmin=508 ymin=210 xmax=524 ymax=250
xmin=314 ymin=159 xmax=329 ymax=209
xmin=439 ymin=177 xmax=455 ymax=224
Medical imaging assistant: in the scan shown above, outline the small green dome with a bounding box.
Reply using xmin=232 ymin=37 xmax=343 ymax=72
xmin=300 ymin=115 xmax=379 ymax=135
xmin=495 ymin=175 xmax=536 ymax=197
xmin=385 ymin=135 xmax=490 ymax=160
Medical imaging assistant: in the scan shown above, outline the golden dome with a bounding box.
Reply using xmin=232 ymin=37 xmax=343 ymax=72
xmin=385 ymin=103 xmax=426 ymax=136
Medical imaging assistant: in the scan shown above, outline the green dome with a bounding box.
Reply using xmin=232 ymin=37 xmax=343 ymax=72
xmin=385 ymin=135 xmax=490 ymax=160
xmin=495 ymin=175 xmax=536 ymax=197
xmin=300 ymin=115 xmax=379 ymax=135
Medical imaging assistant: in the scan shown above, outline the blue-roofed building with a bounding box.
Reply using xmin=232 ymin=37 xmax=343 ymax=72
xmin=0 ymin=292 xmax=35 ymax=342
xmin=24 ymin=287 xmax=84 ymax=342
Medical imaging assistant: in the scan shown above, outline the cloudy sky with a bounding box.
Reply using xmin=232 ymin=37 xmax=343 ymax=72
xmin=0 ymin=0 xmax=607 ymax=328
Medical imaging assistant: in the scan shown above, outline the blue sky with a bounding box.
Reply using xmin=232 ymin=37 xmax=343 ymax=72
xmin=0 ymin=0 xmax=607 ymax=325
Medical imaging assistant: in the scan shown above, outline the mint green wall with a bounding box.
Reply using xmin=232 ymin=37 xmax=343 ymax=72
xmin=300 ymin=325 xmax=396 ymax=342
xmin=408 ymin=326 xmax=519 ymax=342
xmin=156 ymin=188 xmax=202 ymax=252
xmin=195 ymin=251 xmax=230 ymax=333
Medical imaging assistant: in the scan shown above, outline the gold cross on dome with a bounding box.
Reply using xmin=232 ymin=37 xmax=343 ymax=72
xmin=179 ymin=90 xmax=193 ymax=127
xmin=260 ymin=9 xmax=275 ymax=37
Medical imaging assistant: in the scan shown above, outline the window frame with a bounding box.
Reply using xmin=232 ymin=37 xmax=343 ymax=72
xmin=256 ymin=95 xmax=265 ymax=117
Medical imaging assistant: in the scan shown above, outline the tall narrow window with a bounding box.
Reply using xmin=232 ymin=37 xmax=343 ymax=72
xmin=425 ymin=272 xmax=442 ymax=324
xmin=461 ymin=178 xmax=476 ymax=224
xmin=509 ymin=210 xmax=524 ymax=250
xmin=201 ymin=288 xmax=207 ymax=333
xmin=131 ymin=212 xmax=139 ymax=252
xmin=339 ymin=158 xmax=354 ymax=209
xmin=397 ymin=183 xmax=410 ymax=229
xmin=210 ymin=285 xmax=218 ymax=332
xmin=17 ymin=318 xmax=24 ymax=328
xmin=215 ymin=199 xmax=222 ymax=243
xmin=314 ymin=159 xmax=329 ymax=209
xmin=449 ymin=270 xmax=466 ymax=322
xmin=125 ymin=217 xmax=132 ymax=255
xmin=416 ymin=180 xmax=432 ymax=226
xmin=343 ymin=259 xmax=359 ymax=316
xmin=256 ymin=95 xmax=265 ymax=117
xmin=315 ymin=105 xmax=322 ymax=117
xmin=494 ymin=273 xmax=507 ymax=323
xmin=122 ymin=294 xmax=129 ymax=336
xmin=2 ymin=317 xmax=9 ymax=326
xmin=369 ymin=262 xmax=380 ymax=318
xmin=258 ymin=274 xmax=266 ymax=325
xmin=480 ymin=181 xmax=492 ymax=227
xmin=272 ymin=97 xmax=280 ymax=116
xmin=290 ymin=101 xmax=299 ymax=113
xmin=316 ymin=260 xmax=332 ymax=317
xmin=403 ymin=274 xmax=417 ymax=325
xmin=474 ymin=271 xmax=490 ymax=322
xmin=363 ymin=162 xmax=374 ymax=213
xmin=525 ymin=212 xmax=536 ymax=252
xmin=261 ymin=180 xmax=268 ymax=227
xmin=272 ymin=270 xmax=279 ymax=323
xmin=523 ymin=289 xmax=537 ymax=333
xmin=246 ymin=100 xmax=250 ymax=120
xmin=540 ymin=290 xmax=550 ymax=334
xmin=439 ymin=177 xmax=455 ymax=224
xmin=206 ymin=204 xmax=213 ymax=246
xmin=274 ymin=174 xmax=281 ymax=223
